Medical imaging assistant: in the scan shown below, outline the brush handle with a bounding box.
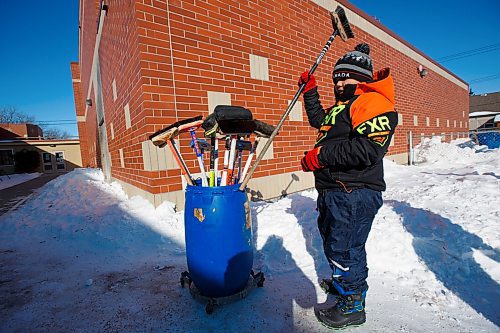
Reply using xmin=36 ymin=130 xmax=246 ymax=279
xmin=227 ymin=136 xmax=237 ymax=185
xmin=239 ymin=30 xmax=339 ymax=191
xmin=214 ymin=138 xmax=219 ymax=186
xmin=209 ymin=136 xmax=216 ymax=187
xmin=189 ymin=130 xmax=208 ymax=186
xmin=237 ymin=148 xmax=243 ymax=183
xmin=220 ymin=138 xmax=230 ymax=186
xmin=167 ymin=138 xmax=194 ymax=186
xmin=239 ymin=137 xmax=259 ymax=183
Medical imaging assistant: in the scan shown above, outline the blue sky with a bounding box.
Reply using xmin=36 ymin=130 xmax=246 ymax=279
xmin=0 ymin=1 xmax=79 ymax=136
xmin=348 ymin=0 xmax=500 ymax=94
xmin=0 ymin=1 xmax=499 ymax=136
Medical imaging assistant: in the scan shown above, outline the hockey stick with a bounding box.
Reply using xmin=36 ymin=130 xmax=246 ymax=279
xmin=226 ymin=135 xmax=238 ymax=185
xmin=221 ymin=137 xmax=231 ymax=186
xmin=209 ymin=136 xmax=217 ymax=186
xmin=234 ymin=139 xmax=252 ymax=184
xmin=190 ymin=138 xmax=211 ymax=152
xmin=188 ymin=128 xmax=208 ymax=187
xmin=202 ymin=112 xmax=219 ymax=187
xmin=239 ymin=120 xmax=275 ymax=183
xmin=239 ymin=6 xmax=354 ymax=191
xmin=213 ymin=137 xmax=219 ymax=186
xmin=203 ymin=105 xmax=255 ymax=186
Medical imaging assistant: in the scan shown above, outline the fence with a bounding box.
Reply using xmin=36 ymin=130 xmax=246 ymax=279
xmin=407 ymin=128 xmax=500 ymax=165
xmin=470 ymin=129 xmax=500 ymax=149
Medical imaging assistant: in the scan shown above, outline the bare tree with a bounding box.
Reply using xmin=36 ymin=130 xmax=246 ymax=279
xmin=0 ymin=106 xmax=35 ymax=123
xmin=43 ymin=127 xmax=73 ymax=139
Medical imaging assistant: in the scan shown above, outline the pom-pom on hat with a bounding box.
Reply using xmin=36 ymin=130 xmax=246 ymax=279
xmin=332 ymin=43 xmax=373 ymax=82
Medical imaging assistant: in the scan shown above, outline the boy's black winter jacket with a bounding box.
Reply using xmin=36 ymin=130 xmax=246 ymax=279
xmin=304 ymin=68 xmax=398 ymax=192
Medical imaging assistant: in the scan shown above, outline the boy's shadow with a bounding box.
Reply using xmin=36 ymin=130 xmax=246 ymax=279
xmin=251 ymin=198 xmax=332 ymax=331
xmin=387 ymin=200 xmax=500 ymax=326
xmin=285 ymin=193 xmax=331 ymax=282
xmin=252 ymin=235 xmax=318 ymax=331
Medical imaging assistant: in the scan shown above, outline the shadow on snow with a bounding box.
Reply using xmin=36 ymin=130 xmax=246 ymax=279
xmin=387 ymin=200 xmax=500 ymax=326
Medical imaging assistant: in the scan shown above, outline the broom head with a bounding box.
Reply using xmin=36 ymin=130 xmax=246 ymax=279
xmin=331 ymin=6 xmax=354 ymax=41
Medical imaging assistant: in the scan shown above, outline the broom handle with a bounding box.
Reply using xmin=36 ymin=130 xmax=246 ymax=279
xmin=168 ymin=138 xmax=194 ymax=186
xmin=213 ymin=137 xmax=219 ymax=186
xmin=239 ymin=30 xmax=339 ymax=191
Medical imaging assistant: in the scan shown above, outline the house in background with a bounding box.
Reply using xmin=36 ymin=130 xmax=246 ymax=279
xmin=469 ymin=91 xmax=500 ymax=130
xmin=0 ymin=123 xmax=43 ymax=140
xmin=0 ymin=123 xmax=82 ymax=175
xmin=72 ymin=0 xmax=469 ymax=209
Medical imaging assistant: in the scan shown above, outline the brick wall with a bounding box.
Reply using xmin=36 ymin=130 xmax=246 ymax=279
xmin=354 ymin=28 xmax=470 ymax=149
xmin=74 ymin=0 xmax=469 ymax=203
xmin=70 ymin=62 xmax=91 ymax=167
xmin=0 ymin=124 xmax=43 ymax=139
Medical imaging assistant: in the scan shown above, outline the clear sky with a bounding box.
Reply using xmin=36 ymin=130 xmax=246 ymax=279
xmin=0 ymin=1 xmax=499 ymax=137
xmin=0 ymin=1 xmax=79 ymax=136
xmin=348 ymin=0 xmax=500 ymax=95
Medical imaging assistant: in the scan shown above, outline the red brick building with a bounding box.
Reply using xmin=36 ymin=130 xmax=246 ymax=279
xmin=71 ymin=0 xmax=469 ymax=208
xmin=0 ymin=123 xmax=43 ymax=140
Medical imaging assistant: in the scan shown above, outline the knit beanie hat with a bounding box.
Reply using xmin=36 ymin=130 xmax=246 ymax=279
xmin=332 ymin=43 xmax=373 ymax=82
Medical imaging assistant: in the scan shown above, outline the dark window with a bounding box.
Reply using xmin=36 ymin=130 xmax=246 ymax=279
xmin=55 ymin=152 xmax=64 ymax=163
xmin=42 ymin=152 xmax=52 ymax=163
xmin=0 ymin=150 xmax=14 ymax=166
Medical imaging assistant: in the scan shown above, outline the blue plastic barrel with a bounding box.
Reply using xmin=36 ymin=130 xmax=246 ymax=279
xmin=184 ymin=183 xmax=253 ymax=297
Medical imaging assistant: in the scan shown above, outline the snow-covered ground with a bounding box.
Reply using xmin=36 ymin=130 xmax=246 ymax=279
xmin=0 ymin=138 xmax=498 ymax=332
xmin=0 ymin=172 xmax=41 ymax=190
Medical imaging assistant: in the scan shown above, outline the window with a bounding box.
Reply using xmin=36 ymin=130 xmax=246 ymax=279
xmin=0 ymin=150 xmax=14 ymax=166
xmin=55 ymin=152 xmax=65 ymax=171
xmin=42 ymin=152 xmax=52 ymax=163
xmin=42 ymin=152 xmax=53 ymax=171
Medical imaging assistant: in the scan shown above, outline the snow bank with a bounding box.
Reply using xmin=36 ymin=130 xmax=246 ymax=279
xmin=413 ymin=136 xmax=498 ymax=167
xmin=0 ymin=172 xmax=41 ymax=190
xmin=0 ymin=140 xmax=499 ymax=332
xmin=0 ymin=168 xmax=184 ymax=267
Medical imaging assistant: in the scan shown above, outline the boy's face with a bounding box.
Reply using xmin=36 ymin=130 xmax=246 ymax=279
xmin=334 ymin=78 xmax=360 ymax=101
xmin=334 ymin=78 xmax=360 ymax=93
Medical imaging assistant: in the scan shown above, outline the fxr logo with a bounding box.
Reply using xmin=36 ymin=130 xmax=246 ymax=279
xmin=323 ymin=104 xmax=346 ymax=126
xmin=356 ymin=116 xmax=391 ymax=134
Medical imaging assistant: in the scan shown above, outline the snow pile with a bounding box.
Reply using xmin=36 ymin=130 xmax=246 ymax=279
xmin=413 ymin=137 xmax=495 ymax=167
xmin=0 ymin=168 xmax=184 ymax=266
xmin=0 ymin=172 xmax=41 ymax=190
xmin=0 ymin=140 xmax=499 ymax=332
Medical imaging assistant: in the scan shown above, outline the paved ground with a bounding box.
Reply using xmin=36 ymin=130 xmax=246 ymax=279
xmin=0 ymin=173 xmax=61 ymax=216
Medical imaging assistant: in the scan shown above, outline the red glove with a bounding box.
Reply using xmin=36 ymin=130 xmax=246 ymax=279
xmin=298 ymin=71 xmax=317 ymax=93
xmin=301 ymin=147 xmax=323 ymax=172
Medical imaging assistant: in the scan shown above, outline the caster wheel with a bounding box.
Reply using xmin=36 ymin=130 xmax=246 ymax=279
xmin=257 ymin=274 xmax=265 ymax=287
xmin=180 ymin=272 xmax=191 ymax=288
xmin=206 ymin=300 xmax=216 ymax=315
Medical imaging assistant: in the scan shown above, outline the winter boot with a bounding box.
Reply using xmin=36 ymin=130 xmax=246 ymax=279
xmin=314 ymin=291 xmax=366 ymax=329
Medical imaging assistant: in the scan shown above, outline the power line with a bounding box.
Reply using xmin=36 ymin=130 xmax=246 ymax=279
xmin=37 ymin=123 xmax=77 ymax=126
xmin=36 ymin=120 xmax=76 ymax=122
xmin=436 ymin=42 xmax=500 ymax=63
xmin=469 ymin=73 xmax=500 ymax=84
xmin=35 ymin=120 xmax=77 ymax=124
xmin=34 ymin=120 xmax=77 ymax=126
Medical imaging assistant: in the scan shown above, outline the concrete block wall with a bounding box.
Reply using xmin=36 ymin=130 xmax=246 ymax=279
xmin=74 ymin=0 xmax=469 ymax=207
